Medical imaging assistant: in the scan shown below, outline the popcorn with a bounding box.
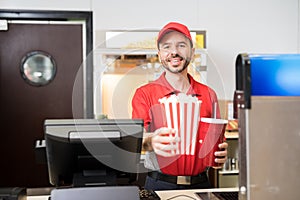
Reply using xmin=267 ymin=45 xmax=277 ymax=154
xmin=159 ymin=93 xmax=202 ymax=156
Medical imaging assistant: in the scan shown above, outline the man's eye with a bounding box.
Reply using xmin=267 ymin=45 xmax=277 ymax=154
xmin=162 ymin=45 xmax=170 ymax=49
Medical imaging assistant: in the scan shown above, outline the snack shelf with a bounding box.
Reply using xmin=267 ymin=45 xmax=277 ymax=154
xmin=218 ymin=130 xmax=239 ymax=187
xmin=225 ymin=131 xmax=239 ymax=139
xmin=219 ymin=170 xmax=239 ymax=175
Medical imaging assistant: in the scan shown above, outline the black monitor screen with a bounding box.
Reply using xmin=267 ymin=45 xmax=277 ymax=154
xmin=44 ymin=119 xmax=143 ymax=187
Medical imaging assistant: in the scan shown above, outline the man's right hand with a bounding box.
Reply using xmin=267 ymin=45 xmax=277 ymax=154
xmin=149 ymin=127 xmax=180 ymax=157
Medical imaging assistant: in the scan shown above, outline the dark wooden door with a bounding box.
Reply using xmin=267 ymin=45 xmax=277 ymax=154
xmin=0 ymin=22 xmax=84 ymax=187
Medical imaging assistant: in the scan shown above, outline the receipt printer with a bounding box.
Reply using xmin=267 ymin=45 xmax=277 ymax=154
xmin=0 ymin=187 xmax=26 ymax=200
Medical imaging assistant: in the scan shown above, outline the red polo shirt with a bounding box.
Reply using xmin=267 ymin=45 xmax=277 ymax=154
xmin=132 ymin=72 xmax=220 ymax=132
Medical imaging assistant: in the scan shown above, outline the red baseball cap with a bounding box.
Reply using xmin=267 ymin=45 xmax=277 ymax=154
xmin=157 ymin=22 xmax=193 ymax=48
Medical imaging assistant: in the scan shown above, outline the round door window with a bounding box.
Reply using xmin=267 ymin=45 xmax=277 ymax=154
xmin=20 ymin=51 xmax=56 ymax=86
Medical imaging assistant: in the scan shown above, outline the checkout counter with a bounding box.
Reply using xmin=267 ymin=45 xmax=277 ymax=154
xmin=25 ymin=187 xmax=239 ymax=200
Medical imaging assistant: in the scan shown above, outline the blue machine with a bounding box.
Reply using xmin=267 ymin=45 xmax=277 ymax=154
xmin=234 ymin=54 xmax=300 ymax=200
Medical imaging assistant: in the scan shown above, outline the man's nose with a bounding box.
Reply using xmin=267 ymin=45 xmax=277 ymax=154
xmin=169 ymin=46 xmax=178 ymax=54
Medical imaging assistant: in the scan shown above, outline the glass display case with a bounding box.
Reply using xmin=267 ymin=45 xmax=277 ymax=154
xmin=94 ymin=48 xmax=207 ymax=119
xmin=93 ymin=30 xmax=208 ymax=119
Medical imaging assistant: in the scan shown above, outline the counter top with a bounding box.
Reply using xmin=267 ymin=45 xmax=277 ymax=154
xmin=27 ymin=187 xmax=239 ymax=200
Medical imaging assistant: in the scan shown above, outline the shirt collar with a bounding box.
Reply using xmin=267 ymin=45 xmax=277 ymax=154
xmin=154 ymin=72 xmax=202 ymax=97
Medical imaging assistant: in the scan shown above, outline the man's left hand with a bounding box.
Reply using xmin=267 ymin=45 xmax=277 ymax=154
xmin=214 ymin=142 xmax=228 ymax=165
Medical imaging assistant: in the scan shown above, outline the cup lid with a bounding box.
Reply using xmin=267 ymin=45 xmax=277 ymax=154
xmin=201 ymin=118 xmax=228 ymax=124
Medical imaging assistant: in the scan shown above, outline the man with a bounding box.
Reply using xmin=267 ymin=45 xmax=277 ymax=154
xmin=132 ymin=22 xmax=228 ymax=190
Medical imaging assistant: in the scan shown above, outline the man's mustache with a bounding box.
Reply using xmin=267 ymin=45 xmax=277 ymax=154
xmin=166 ymin=53 xmax=184 ymax=62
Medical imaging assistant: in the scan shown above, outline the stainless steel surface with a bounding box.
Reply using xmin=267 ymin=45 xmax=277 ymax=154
xmin=244 ymin=96 xmax=300 ymax=200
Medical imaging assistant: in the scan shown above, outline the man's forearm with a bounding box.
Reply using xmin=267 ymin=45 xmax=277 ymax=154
xmin=142 ymin=132 xmax=154 ymax=151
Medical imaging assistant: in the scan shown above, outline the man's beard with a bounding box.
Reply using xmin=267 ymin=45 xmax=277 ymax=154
xmin=161 ymin=53 xmax=191 ymax=74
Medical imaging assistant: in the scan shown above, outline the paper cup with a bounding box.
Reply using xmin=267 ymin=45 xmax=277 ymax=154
xmin=157 ymin=94 xmax=202 ymax=175
xmin=198 ymin=118 xmax=228 ymax=168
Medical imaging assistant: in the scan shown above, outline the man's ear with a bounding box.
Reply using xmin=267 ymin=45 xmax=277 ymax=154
xmin=190 ymin=47 xmax=195 ymax=61
xmin=157 ymin=51 xmax=162 ymax=63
